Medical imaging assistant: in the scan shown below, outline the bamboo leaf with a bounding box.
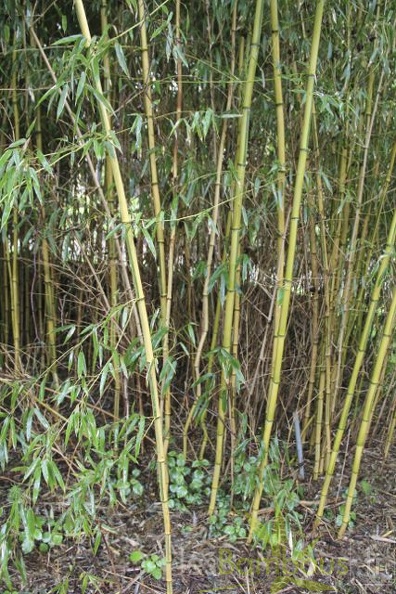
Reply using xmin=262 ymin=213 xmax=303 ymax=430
xmin=142 ymin=225 xmax=157 ymax=259
xmin=56 ymin=84 xmax=69 ymax=120
xmin=160 ymin=357 xmax=176 ymax=393
xmin=77 ymin=351 xmax=87 ymax=378
xmin=34 ymin=408 xmax=50 ymax=430
xmin=76 ymin=70 xmax=86 ymax=101
xmin=52 ymin=34 xmax=83 ymax=46
xmin=114 ymin=42 xmax=129 ymax=76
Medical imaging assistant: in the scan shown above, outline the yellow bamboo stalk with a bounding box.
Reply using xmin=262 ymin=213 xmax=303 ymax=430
xmin=314 ymin=141 xmax=396 ymax=527
xmin=249 ymin=0 xmax=325 ymax=541
xmin=136 ymin=0 xmax=167 ymax=321
xmin=73 ymin=2 xmax=173 ymax=590
xmin=333 ymin=70 xmax=382 ymax=412
xmin=338 ymin=285 xmax=396 ymax=538
xmin=247 ymin=0 xmax=287 ymax=422
xmin=270 ymin=0 xmax=286 ymax=339
xmin=10 ymin=45 xmax=22 ymax=374
xmin=100 ymin=0 xmax=122 ymax=420
xmin=163 ymin=0 xmax=183 ymax=453
xmin=185 ymin=2 xmax=239 ymax=459
xmin=208 ymin=0 xmax=266 ymax=516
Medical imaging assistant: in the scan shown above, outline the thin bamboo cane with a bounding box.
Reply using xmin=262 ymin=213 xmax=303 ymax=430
xmin=346 ymin=139 xmax=388 ymax=354
xmin=136 ymin=0 xmax=167 ymax=316
xmin=208 ymin=0 xmax=265 ymax=516
xmin=314 ymin=142 xmax=396 ymax=527
xmin=73 ymin=3 xmax=173 ymax=590
xmin=270 ymin=0 xmax=286 ymax=340
xmin=163 ymin=0 xmax=183 ymax=454
xmin=248 ymin=0 xmax=287 ymax=418
xmin=185 ymin=2 xmax=239 ymax=459
xmin=34 ymin=106 xmax=59 ymax=386
xmin=10 ymin=45 xmax=22 ymax=374
xmin=338 ymin=285 xmax=396 ymax=538
xmin=196 ymin=28 xmax=247 ymax=429
xmin=302 ymin=103 xmax=331 ymax=443
xmin=100 ymin=0 xmax=122 ymax=420
xmin=248 ymin=0 xmax=325 ymax=541
xmin=0 ymin=125 xmax=9 ymax=351
xmin=229 ymin=249 xmax=242 ymax=474
xmin=333 ymin=71 xmax=382 ymax=413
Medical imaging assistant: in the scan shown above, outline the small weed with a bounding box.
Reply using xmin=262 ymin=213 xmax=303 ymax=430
xmin=208 ymin=492 xmax=248 ymax=541
xmin=129 ymin=550 xmax=166 ymax=580
xmin=359 ymin=478 xmax=376 ymax=502
xmin=167 ymin=452 xmax=211 ymax=510
xmin=335 ymin=489 xmax=357 ymax=529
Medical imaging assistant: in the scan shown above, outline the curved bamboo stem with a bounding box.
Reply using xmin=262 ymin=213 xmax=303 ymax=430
xmin=73 ymin=2 xmax=173 ymax=590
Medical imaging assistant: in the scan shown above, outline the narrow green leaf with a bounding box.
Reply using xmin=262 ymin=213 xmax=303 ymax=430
xmin=76 ymin=71 xmax=87 ymax=101
xmin=57 ymin=85 xmax=69 ymax=120
xmin=114 ymin=42 xmax=129 ymax=76
xmin=50 ymin=460 xmax=66 ymax=491
xmin=52 ymin=34 xmax=83 ymax=46
xmin=142 ymin=226 xmax=157 ymax=259
xmin=77 ymin=351 xmax=87 ymax=377
xmin=100 ymin=361 xmax=111 ymax=396
xmin=41 ymin=459 xmax=49 ymax=485
xmin=8 ymin=138 xmax=27 ymax=149
xmin=34 ymin=408 xmax=50 ymax=430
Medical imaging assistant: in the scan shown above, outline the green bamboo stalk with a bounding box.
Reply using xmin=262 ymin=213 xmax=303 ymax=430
xmin=134 ymin=0 xmax=173 ymax=449
xmin=10 ymin=44 xmax=22 ymax=374
xmin=136 ymin=0 xmax=167 ymax=322
xmin=208 ymin=0 xmax=265 ymax=516
xmin=338 ymin=285 xmax=396 ymax=538
xmin=247 ymin=0 xmax=287 ymax=421
xmin=186 ymin=2 xmax=239 ymax=459
xmin=302 ymin=103 xmax=331 ymax=442
xmin=333 ymin=70 xmax=382 ymax=413
xmin=34 ymin=106 xmax=59 ymax=386
xmin=248 ymin=0 xmax=325 ymax=541
xmin=184 ymin=118 xmax=231 ymax=458
xmin=73 ymin=2 xmax=173 ymax=590
xmin=0 ymin=125 xmax=8 ymax=350
xmin=313 ymin=358 xmax=325 ymax=478
xmin=197 ymin=34 xmax=247 ymax=461
xmin=230 ymin=251 xmax=242 ymax=452
xmin=163 ymin=0 xmax=183 ymax=454
xmin=100 ymin=0 xmax=122 ymax=420
xmin=270 ymin=0 xmax=286 ymax=338
xmin=314 ymin=142 xmax=396 ymax=527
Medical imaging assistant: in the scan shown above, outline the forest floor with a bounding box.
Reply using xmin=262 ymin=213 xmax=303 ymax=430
xmin=2 ymin=440 xmax=395 ymax=594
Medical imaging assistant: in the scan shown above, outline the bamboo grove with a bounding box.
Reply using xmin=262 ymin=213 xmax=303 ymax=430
xmin=0 ymin=0 xmax=395 ymax=590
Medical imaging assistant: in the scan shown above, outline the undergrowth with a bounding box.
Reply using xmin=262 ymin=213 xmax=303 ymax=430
xmin=0 ymin=376 xmax=312 ymax=592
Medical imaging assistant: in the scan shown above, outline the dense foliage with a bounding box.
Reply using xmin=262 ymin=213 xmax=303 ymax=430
xmin=0 ymin=0 xmax=395 ymax=591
